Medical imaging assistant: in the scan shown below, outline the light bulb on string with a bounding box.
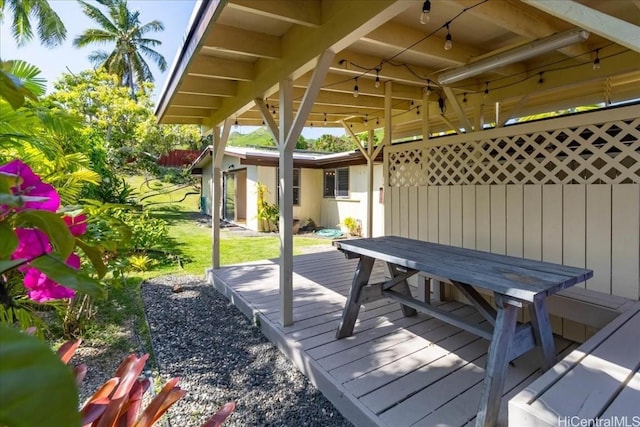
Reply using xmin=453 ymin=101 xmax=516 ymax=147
xmin=416 ymin=106 xmax=420 ymax=116
xmin=375 ymin=69 xmax=381 ymax=88
xmin=323 ymin=113 xmax=327 ymax=124
xmin=364 ymin=114 xmax=368 ymax=124
xmin=538 ymin=72 xmax=544 ymax=86
xmin=593 ymin=49 xmax=601 ymax=70
xmin=266 ymin=102 xmax=270 ymax=109
xmin=353 ymin=77 xmax=359 ymax=98
xmin=376 ymin=117 xmax=380 ymax=126
xmin=462 ymin=93 xmax=467 ymax=104
xmin=420 ymin=0 xmax=431 ymax=24
xmin=425 ymin=80 xmax=432 ymax=97
xmin=234 ymin=119 xmax=239 ymax=128
xmin=444 ymin=24 xmax=452 ymax=51
xmin=484 ymin=82 xmax=490 ymax=100
xmin=438 ymin=96 xmax=446 ymax=114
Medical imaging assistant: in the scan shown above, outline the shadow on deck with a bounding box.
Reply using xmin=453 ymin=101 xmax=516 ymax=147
xmin=207 ymin=248 xmax=576 ymax=427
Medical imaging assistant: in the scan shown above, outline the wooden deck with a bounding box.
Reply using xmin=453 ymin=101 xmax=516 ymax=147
xmin=207 ymin=248 xmax=577 ymax=427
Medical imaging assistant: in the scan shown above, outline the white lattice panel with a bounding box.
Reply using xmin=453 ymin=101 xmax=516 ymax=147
xmin=388 ymin=118 xmax=640 ymax=186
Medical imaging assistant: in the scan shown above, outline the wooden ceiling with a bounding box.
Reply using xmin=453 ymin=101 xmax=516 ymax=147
xmin=155 ymin=0 xmax=640 ymax=138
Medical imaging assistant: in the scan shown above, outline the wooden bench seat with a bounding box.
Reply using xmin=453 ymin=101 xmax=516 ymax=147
xmin=509 ymin=301 xmax=640 ymax=426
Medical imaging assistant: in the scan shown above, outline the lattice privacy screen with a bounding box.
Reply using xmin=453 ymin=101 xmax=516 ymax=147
xmin=388 ymin=118 xmax=640 ymax=187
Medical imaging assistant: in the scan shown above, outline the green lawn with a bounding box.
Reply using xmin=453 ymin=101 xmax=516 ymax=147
xmin=128 ymin=174 xmax=332 ymax=276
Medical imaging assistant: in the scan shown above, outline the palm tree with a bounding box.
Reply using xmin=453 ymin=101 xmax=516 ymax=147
xmin=0 ymin=0 xmax=67 ymax=47
xmin=73 ymin=0 xmax=167 ymax=98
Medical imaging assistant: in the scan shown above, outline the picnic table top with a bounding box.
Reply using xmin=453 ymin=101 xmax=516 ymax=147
xmin=335 ymin=236 xmax=593 ymax=302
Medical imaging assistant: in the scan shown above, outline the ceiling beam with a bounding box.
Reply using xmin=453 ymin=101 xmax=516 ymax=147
xmin=442 ymin=86 xmax=472 ymax=132
xmin=226 ymin=0 xmax=321 ymax=27
xmin=161 ymin=116 xmax=203 ymax=125
xmin=361 ymin=21 xmax=481 ymax=66
xmin=295 ymin=71 xmax=424 ymax=100
xmin=203 ymin=24 xmax=282 ymax=59
xmin=172 ymin=94 xmax=222 ymax=109
xmin=210 ymin=1 xmax=412 ymax=125
xmin=331 ymin=50 xmax=433 ymax=85
xmin=165 ymin=107 xmax=214 ymax=118
xmin=453 ymin=0 xmax=588 ymax=58
xmin=178 ymin=77 xmax=237 ymax=97
xmin=522 ymin=0 xmax=640 ymax=53
xmin=188 ymin=55 xmax=254 ymax=81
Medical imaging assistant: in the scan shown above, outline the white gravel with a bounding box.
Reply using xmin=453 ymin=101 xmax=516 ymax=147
xmin=141 ymin=274 xmax=353 ymax=427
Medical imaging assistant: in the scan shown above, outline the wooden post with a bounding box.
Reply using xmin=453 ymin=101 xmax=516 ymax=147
xmin=367 ymin=128 xmax=374 ymax=238
xmin=211 ymin=120 xmax=231 ymax=269
xmin=279 ymin=77 xmax=294 ymax=327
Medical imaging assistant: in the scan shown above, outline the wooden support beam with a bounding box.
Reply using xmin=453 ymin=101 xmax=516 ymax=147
xmin=374 ymin=80 xmax=393 ymax=160
xmin=211 ymin=119 xmax=232 ymax=270
xmin=442 ymin=86 xmax=472 ymax=133
xmin=279 ymin=78 xmax=294 ymax=327
xmin=498 ymin=92 xmax=531 ymax=127
xmin=522 ymin=0 xmax=640 ymax=54
xmin=254 ymin=98 xmax=279 ymax=144
xmin=295 ymin=71 xmax=423 ymax=100
xmin=440 ymin=113 xmax=462 ymax=135
xmin=366 ymin=128 xmax=375 ymax=238
xmin=172 ymin=94 xmax=222 ymax=109
xmin=422 ymin=88 xmax=430 ymax=139
xmin=178 ymin=77 xmax=237 ymax=97
xmin=342 ymin=119 xmax=370 ymax=159
xmin=166 ymin=107 xmax=214 ymax=118
xmin=286 ymin=50 xmax=335 ymax=149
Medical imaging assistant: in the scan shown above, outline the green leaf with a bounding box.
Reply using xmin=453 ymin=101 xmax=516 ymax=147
xmin=15 ymin=211 xmax=75 ymax=259
xmin=0 ymin=325 xmax=80 ymax=427
xmin=0 ymin=223 xmax=18 ymax=259
xmin=29 ymin=255 xmax=105 ymax=299
xmin=0 ymin=259 xmax=27 ymax=274
xmin=75 ymin=239 xmax=107 ymax=279
xmin=0 ymin=172 xmax=17 ymax=194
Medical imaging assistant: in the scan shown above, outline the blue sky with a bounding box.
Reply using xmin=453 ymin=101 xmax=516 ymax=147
xmin=0 ymin=0 xmax=343 ymax=138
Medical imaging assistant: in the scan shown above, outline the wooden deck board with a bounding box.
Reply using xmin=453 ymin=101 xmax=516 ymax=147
xmin=209 ymin=247 xmax=579 ymax=427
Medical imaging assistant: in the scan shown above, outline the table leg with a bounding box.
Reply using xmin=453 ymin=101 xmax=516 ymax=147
xmin=476 ymin=295 xmax=519 ymax=427
xmin=387 ymin=263 xmax=418 ymax=317
xmin=336 ymin=256 xmax=375 ymax=339
xmin=528 ymin=295 xmax=557 ymax=371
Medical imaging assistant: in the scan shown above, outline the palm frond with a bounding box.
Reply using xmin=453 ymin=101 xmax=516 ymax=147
xmin=131 ymin=53 xmax=152 ymax=83
xmin=138 ymin=20 xmax=164 ymax=35
xmin=32 ymin=0 xmax=67 ymax=48
xmin=77 ymin=0 xmax=119 ymax=35
xmin=8 ymin=0 xmax=35 ymax=46
xmin=5 ymin=59 xmax=47 ymax=97
xmin=87 ymin=50 xmax=109 ymax=68
xmin=73 ymin=28 xmax=116 ymax=47
xmin=138 ymin=45 xmax=167 ymax=72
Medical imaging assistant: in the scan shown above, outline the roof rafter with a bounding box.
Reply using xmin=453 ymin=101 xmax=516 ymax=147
xmin=178 ymin=77 xmax=238 ymax=97
xmin=226 ymin=0 xmax=321 ymax=27
xmin=188 ymin=55 xmax=254 ymax=81
xmin=203 ymin=24 xmax=282 ymax=59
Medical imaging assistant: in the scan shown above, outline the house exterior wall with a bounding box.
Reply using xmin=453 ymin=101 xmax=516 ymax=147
xmin=383 ymin=105 xmax=640 ymax=339
xmin=321 ymin=164 xmax=385 ymax=236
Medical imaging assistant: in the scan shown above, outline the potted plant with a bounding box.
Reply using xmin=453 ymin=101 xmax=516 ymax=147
xmin=338 ymin=217 xmax=359 ymax=237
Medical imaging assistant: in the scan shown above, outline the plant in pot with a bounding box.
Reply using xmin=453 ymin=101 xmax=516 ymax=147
xmin=338 ymin=217 xmax=359 ymax=237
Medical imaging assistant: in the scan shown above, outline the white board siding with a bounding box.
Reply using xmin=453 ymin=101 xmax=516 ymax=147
xmin=418 ymin=186 xmax=429 ymax=242
xmin=427 ymin=186 xmax=439 ymax=243
xmin=506 ymin=186 xmax=523 ymax=258
xmin=586 ymin=185 xmax=612 ymax=294
xmin=542 ymin=186 xmax=563 ymax=264
xmin=408 ymin=186 xmax=419 ymax=239
xmin=523 ymin=185 xmax=543 ymax=261
xmin=490 ymin=185 xmax=506 ymax=255
xmin=462 ymin=186 xmax=476 ymax=249
xmin=450 ymin=185 xmax=463 ymax=247
xmin=612 ymin=185 xmax=640 ymax=299
xmin=476 ymin=185 xmax=491 ymax=252
xmin=438 ymin=186 xmax=451 ymax=245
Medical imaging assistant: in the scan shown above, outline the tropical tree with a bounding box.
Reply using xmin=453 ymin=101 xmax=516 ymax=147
xmin=0 ymin=0 xmax=66 ymax=47
xmin=72 ymin=0 xmax=167 ymax=98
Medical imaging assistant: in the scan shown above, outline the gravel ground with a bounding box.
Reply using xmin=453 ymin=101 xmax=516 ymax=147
xmin=141 ymin=274 xmax=354 ymax=427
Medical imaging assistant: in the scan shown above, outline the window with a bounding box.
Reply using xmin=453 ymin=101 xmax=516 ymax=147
xmin=276 ymin=168 xmax=300 ymax=206
xmin=324 ymin=168 xmax=349 ymax=198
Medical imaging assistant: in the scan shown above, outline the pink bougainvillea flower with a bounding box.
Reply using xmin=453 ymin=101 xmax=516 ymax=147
xmin=0 ymin=159 xmax=60 ymax=212
xmin=23 ymin=253 xmax=80 ymax=303
xmin=11 ymin=228 xmax=52 ymax=261
xmin=63 ymin=214 xmax=88 ymax=236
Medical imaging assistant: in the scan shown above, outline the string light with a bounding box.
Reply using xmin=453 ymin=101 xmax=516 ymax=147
xmin=416 ymin=106 xmax=420 ymax=115
xmin=444 ymin=23 xmax=452 ymax=51
xmin=438 ymin=96 xmax=446 ymax=113
xmin=324 ymin=113 xmax=327 ymax=124
xmin=353 ymin=77 xmax=359 ymax=97
xmin=484 ymin=82 xmax=489 ymax=99
xmin=463 ymin=93 xmax=467 ymax=103
xmin=538 ymin=72 xmax=544 ymax=85
xmin=376 ymin=117 xmax=380 ymax=125
xmin=593 ymin=49 xmax=601 ymax=70
xmin=425 ymin=80 xmax=432 ymax=96
xmin=234 ymin=118 xmax=239 ymax=128
xmin=266 ymin=102 xmax=270 ymax=109
xmin=364 ymin=114 xmax=368 ymax=123
xmin=375 ymin=69 xmax=381 ymax=88
xmin=420 ymin=0 xmax=431 ymax=24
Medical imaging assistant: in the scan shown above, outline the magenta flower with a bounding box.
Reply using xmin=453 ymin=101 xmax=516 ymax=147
xmin=23 ymin=253 xmax=80 ymax=303
xmin=63 ymin=214 xmax=88 ymax=236
xmin=11 ymin=228 xmax=52 ymax=262
xmin=0 ymin=159 xmax=60 ymax=212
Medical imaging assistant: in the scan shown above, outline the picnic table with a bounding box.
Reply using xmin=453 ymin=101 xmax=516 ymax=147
xmin=334 ymin=236 xmax=593 ymax=427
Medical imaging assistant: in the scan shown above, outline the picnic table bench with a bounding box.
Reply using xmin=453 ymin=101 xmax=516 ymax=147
xmin=334 ymin=236 xmax=593 ymax=427
xmin=509 ymin=301 xmax=640 ymax=426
